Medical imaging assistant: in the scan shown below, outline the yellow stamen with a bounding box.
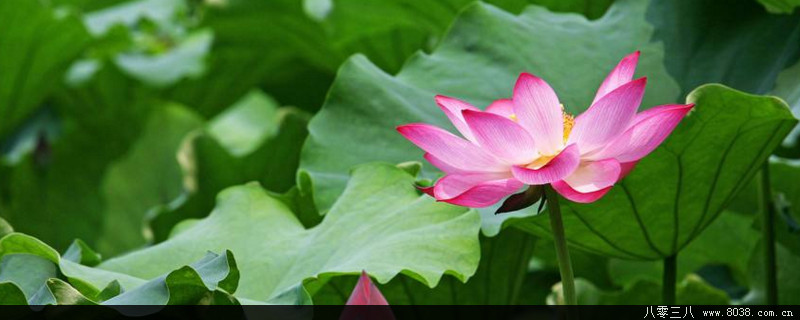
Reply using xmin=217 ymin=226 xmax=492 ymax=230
xmin=509 ymin=114 xmax=518 ymax=122
xmin=529 ymin=154 xmax=556 ymax=169
xmin=563 ymin=112 xmax=574 ymax=143
xmin=560 ymin=103 xmax=574 ymax=143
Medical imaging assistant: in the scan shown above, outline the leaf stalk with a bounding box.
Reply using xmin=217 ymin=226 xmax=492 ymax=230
xmin=758 ymin=164 xmax=778 ymax=305
xmin=545 ymin=185 xmax=577 ymax=305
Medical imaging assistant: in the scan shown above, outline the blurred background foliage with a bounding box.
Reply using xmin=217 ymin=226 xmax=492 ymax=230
xmin=0 ymin=0 xmax=799 ymax=307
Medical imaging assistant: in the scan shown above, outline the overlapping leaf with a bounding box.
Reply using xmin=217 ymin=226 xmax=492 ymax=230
xmin=147 ymin=91 xmax=310 ymax=242
xmin=96 ymin=105 xmax=203 ymax=254
xmin=93 ymin=163 xmax=481 ymax=303
xmin=0 ymin=232 xmax=245 ymax=308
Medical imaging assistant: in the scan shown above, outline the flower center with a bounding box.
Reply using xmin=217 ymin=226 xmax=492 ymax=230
xmin=522 ymin=107 xmax=574 ymax=169
xmin=562 ymin=111 xmax=574 ymax=143
xmin=529 ymin=153 xmax=556 ymax=169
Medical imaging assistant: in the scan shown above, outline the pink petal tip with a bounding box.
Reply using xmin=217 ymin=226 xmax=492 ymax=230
xmin=345 ymin=271 xmax=389 ymax=305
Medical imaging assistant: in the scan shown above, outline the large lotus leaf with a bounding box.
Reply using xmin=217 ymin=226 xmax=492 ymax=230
xmin=629 ymin=161 xmax=800 ymax=302
xmin=95 ymin=104 xmax=204 ymax=255
xmin=204 ymin=91 xmax=282 ymax=157
xmin=310 ymin=228 xmax=535 ymax=305
xmin=605 ymin=212 xmax=757 ymax=304
xmin=95 ymin=163 xmax=480 ymax=303
xmin=647 ymin=0 xmax=800 ymax=98
xmin=299 ymin=0 xmax=679 ymax=236
xmin=147 ymin=91 xmax=310 ymax=243
xmin=514 ymin=85 xmax=796 ymax=260
xmin=0 ymin=0 xmax=91 ymax=140
xmin=605 ymin=205 xmax=798 ymax=304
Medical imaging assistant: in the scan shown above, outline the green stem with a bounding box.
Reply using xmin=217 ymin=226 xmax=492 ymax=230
xmin=759 ymin=164 xmax=778 ymax=305
xmin=545 ymin=186 xmax=577 ymax=305
xmin=663 ymin=254 xmax=677 ymax=305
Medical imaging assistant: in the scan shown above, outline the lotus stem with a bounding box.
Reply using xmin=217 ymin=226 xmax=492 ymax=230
xmin=758 ymin=164 xmax=778 ymax=305
xmin=545 ymin=185 xmax=577 ymax=305
xmin=663 ymin=254 xmax=677 ymax=305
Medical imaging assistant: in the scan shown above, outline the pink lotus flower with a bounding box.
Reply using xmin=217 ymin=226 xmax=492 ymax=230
xmin=397 ymin=52 xmax=693 ymax=206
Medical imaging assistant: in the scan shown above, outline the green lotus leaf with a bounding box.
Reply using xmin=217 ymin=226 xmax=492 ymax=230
xmin=101 ymin=251 xmax=240 ymax=309
xmin=0 ymin=232 xmax=244 ymax=307
xmin=607 ymin=211 xmax=759 ymax=290
xmin=0 ymin=282 xmax=27 ymax=305
xmin=147 ymin=91 xmax=311 ymax=242
xmin=63 ymin=239 xmax=103 ymax=267
xmin=96 ymin=163 xmax=481 ymax=303
xmin=608 ymin=201 xmax=800 ymax=305
xmin=648 ymin=0 xmax=800 ymax=99
xmin=0 ymin=254 xmax=57 ymax=302
xmin=96 ymin=104 xmax=203 ymax=255
xmin=29 ymin=278 xmax=97 ymax=306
